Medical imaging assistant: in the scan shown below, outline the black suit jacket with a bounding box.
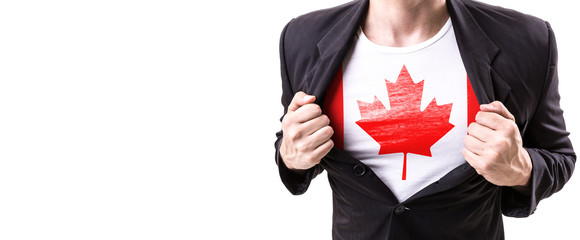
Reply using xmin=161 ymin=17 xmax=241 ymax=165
xmin=275 ymin=0 xmax=576 ymax=239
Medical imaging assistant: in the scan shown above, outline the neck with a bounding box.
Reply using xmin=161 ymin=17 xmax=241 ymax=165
xmin=363 ymin=0 xmax=449 ymax=47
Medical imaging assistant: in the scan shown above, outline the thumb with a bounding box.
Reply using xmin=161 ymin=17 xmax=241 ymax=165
xmin=480 ymin=101 xmax=515 ymax=121
xmin=288 ymin=91 xmax=316 ymax=112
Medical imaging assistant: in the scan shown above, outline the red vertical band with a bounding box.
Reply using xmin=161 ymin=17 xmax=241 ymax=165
xmin=467 ymin=75 xmax=479 ymax=125
xmin=402 ymin=153 xmax=407 ymax=180
xmin=323 ymin=66 xmax=344 ymax=150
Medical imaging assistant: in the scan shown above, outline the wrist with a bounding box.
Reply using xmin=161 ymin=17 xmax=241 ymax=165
xmin=512 ymin=148 xmax=532 ymax=195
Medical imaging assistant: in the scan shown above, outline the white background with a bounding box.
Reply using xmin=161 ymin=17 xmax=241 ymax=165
xmin=0 ymin=0 xmax=577 ymax=239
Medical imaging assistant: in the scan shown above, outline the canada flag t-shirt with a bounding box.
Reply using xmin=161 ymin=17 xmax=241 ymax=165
xmin=323 ymin=18 xmax=479 ymax=202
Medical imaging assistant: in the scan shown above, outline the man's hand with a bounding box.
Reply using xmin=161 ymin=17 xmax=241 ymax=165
xmin=280 ymin=92 xmax=334 ymax=171
xmin=462 ymin=101 xmax=532 ymax=192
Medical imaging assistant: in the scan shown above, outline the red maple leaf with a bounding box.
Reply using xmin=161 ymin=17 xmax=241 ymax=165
xmin=355 ymin=65 xmax=454 ymax=180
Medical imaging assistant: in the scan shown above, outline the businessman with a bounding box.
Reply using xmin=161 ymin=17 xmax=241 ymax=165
xmin=275 ymin=0 xmax=575 ymax=239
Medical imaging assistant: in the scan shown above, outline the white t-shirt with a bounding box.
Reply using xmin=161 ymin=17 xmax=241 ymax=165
xmin=323 ymin=19 xmax=479 ymax=202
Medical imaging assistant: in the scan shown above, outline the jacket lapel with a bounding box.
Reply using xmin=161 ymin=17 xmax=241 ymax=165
xmin=309 ymin=0 xmax=369 ymax=104
xmin=447 ymin=0 xmax=508 ymax=104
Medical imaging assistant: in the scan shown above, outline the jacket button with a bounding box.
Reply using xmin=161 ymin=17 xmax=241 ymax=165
xmin=394 ymin=205 xmax=408 ymax=215
xmin=353 ymin=164 xmax=366 ymax=176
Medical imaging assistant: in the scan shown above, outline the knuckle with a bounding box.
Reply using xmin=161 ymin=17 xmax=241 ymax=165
xmin=322 ymin=125 xmax=334 ymax=137
xmin=462 ymin=137 xmax=470 ymax=146
xmin=475 ymin=112 xmax=484 ymax=122
xmin=463 ymin=138 xmax=472 ymax=150
xmin=488 ymin=137 xmax=505 ymax=150
xmin=327 ymin=139 xmax=335 ymax=149
xmin=281 ymin=113 xmax=295 ymax=128
xmin=492 ymin=138 xmax=511 ymax=151
xmin=488 ymin=150 xmax=500 ymax=161
xmin=321 ymin=114 xmax=331 ymax=125
xmin=506 ymin=122 xmax=519 ymax=134
xmin=295 ymin=141 xmax=309 ymax=152
xmin=303 ymin=155 xmax=317 ymax=164
xmin=489 ymin=140 xmax=501 ymax=150
xmin=312 ymin=155 xmax=323 ymax=164
xmin=478 ymin=160 xmax=490 ymax=171
xmin=292 ymin=91 xmax=305 ymax=101
xmin=502 ymin=138 xmax=512 ymax=147
xmin=462 ymin=149 xmax=472 ymax=162
xmin=467 ymin=123 xmax=475 ymax=132
xmin=301 ymin=103 xmax=321 ymax=115
xmin=462 ymin=148 xmax=469 ymax=156
xmin=312 ymin=104 xmax=322 ymax=116
xmin=327 ymin=126 xmax=335 ymax=136
xmin=281 ymin=118 xmax=290 ymax=130
xmin=286 ymin=130 xmax=301 ymax=142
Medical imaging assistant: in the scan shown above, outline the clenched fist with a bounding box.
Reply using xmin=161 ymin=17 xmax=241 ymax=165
xmin=463 ymin=101 xmax=532 ymax=193
xmin=280 ymin=92 xmax=334 ymax=171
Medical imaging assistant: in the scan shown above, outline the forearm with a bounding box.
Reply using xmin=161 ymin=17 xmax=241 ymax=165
xmin=275 ymin=134 xmax=324 ymax=195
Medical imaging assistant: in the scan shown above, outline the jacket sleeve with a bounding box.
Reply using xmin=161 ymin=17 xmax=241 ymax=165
xmin=501 ymin=22 xmax=576 ymax=217
xmin=274 ymin=20 xmax=324 ymax=195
